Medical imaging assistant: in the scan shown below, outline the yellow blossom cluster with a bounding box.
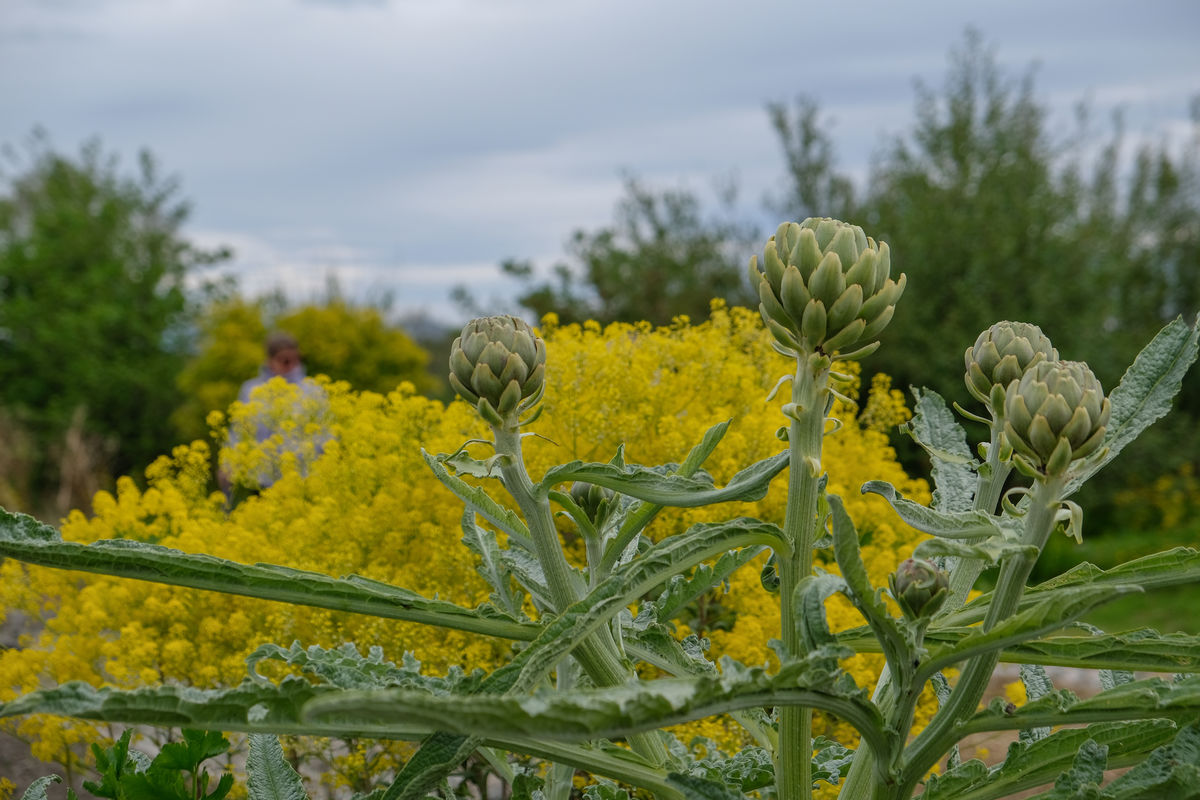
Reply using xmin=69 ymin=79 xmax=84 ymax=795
xmin=0 ymin=302 xmax=931 ymax=794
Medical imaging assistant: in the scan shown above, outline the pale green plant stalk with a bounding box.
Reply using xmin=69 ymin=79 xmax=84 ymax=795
xmin=777 ymin=358 xmax=831 ymax=800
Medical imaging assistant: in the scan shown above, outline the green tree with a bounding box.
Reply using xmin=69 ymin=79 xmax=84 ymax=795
xmin=469 ymin=177 xmax=758 ymax=326
xmin=0 ymin=132 xmax=228 ymax=514
xmin=172 ymin=294 xmax=435 ymax=443
xmin=770 ymin=31 xmax=1200 ymax=524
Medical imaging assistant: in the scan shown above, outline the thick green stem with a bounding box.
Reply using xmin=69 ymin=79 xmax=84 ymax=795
xmin=895 ymin=476 xmax=1065 ymax=798
xmin=492 ymin=425 xmax=669 ymax=768
xmin=778 ymin=361 xmax=830 ymax=800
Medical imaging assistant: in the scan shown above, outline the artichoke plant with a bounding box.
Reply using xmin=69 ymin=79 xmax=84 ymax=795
xmin=1002 ymin=360 xmax=1111 ymax=477
xmin=749 ymin=218 xmax=905 ymax=358
xmin=449 ymin=315 xmax=546 ymax=427
xmin=965 ymin=321 xmax=1059 ymax=408
xmin=889 ymin=558 xmax=950 ymax=621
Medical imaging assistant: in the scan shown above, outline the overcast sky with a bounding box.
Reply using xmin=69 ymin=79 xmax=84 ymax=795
xmin=3 ymin=0 xmax=1198 ymax=325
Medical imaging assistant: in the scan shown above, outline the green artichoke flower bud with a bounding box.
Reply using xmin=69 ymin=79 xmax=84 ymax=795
xmin=965 ymin=321 xmax=1059 ymax=406
xmin=749 ymin=217 xmax=905 ymax=359
xmin=1002 ymin=360 xmax=1111 ymax=477
xmin=449 ymin=315 xmax=546 ymax=427
xmin=569 ymin=481 xmax=615 ymax=525
xmin=889 ymin=558 xmax=949 ymax=621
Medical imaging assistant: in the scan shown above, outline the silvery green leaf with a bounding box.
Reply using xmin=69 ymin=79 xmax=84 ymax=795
xmin=1031 ymin=738 xmax=1107 ymax=799
xmin=1100 ymin=667 xmax=1136 ymax=692
xmin=664 ymin=773 xmax=747 ymax=799
xmin=1066 ymin=313 xmax=1200 ymax=496
xmin=499 ymin=548 xmax=556 ymax=611
xmin=922 ymin=721 xmax=1175 ymax=800
xmin=0 ymin=509 xmax=538 ymax=642
xmin=941 ymin=547 xmax=1200 ymax=628
xmin=794 ymin=573 xmax=846 ymax=651
xmin=641 ymin=546 xmax=767 ymax=627
xmin=245 ymin=642 xmax=483 ymax=694
xmin=919 ymin=584 xmax=1143 ymax=681
xmin=19 ymin=776 xmax=64 ymax=800
xmin=930 ymin=673 xmax=961 ymax=769
xmin=422 ymin=449 xmax=532 ymax=549
xmin=862 ymin=481 xmax=1004 ymax=540
xmin=828 ymin=495 xmax=908 ymax=677
xmin=1019 ymin=663 xmax=1054 ymax=744
xmin=843 ymin=626 xmax=1200 ymax=673
xmin=303 ymin=652 xmax=884 ymax=756
xmin=811 ymin=735 xmax=855 ymax=786
xmin=1102 ymin=721 xmax=1200 ymax=798
xmin=906 ymin=387 xmax=979 ymax=512
xmin=913 ymin=538 xmax=1039 ymax=565
xmin=681 ymin=746 xmax=775 ymax=792
xmin=541 ymin=452 xmax=789 ymax=507
xmin=247 ymin=734 xmax=310 ymax=800
xmin=460 ymin=507 xmax=526 ymax=617
xmin=581 ymin=781 xmax=631 ymax=800
xmin=962 ymin=675 xmax=1200 ymax=736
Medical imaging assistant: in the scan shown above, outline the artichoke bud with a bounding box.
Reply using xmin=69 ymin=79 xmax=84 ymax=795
xmin=889 ymin=558 xmax=949 ymax=621
xmin=569 ymin=481 xmax=615 ymax=525
xmin=965 ymin=321 xmax=1059 ymax=407
xmin=450 ymin=315 xmax=546 ymax=427
xmin=751 ymin=218 xmax=904 ymax=357
xmin=1002 ymin=360 xmax=1111 ymax=477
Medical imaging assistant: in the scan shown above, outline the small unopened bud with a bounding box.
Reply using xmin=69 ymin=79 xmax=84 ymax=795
xmin=889 ymin=558 xmax=949 ymax=621
xmin=569 ymin=481 xmax=615 ymax=525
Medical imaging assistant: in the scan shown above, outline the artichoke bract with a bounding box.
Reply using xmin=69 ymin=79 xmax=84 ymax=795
xmin=749 ymin=218 xmax=905 ymax=359
xmin=889 ymin=558 xmax=949 ymax=621
xmin=1003 ymin=360 xmax=1111 ymax=477
xmin=449 ymin=315 xmax=546 ymax=427
xmin=965 ymin=321 xmax=1059 ymax=407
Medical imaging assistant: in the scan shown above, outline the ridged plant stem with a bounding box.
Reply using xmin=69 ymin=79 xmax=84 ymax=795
xmin=492 ymin=425 xmax=670 ymax=769
xmin=778 ymin=360 xmax=830 ymax=800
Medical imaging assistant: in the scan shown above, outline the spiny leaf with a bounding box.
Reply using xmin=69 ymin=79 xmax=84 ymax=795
xmin=1066 ymin=313 xmax=1200 ymax=497
xmin=247 ymin=734 xmax=310 ymax=800
xmin=920 ymin=721 xmax=1176 ymax=800
xmin=0 ymin=508 xmax=538 ymax=642
xmin=905 ymin=387 xmax=978 ymax=513
xmin=640 ymin=546 xmax=767 ymax=627
xmin=245 ymin=642 xmax=483 ymax=693
xmin=861 ymin=481 xmax=1003 ymax=539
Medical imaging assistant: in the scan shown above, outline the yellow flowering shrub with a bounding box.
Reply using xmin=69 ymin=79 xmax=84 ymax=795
xmin=0 ymin=303 xmax=930 ymax=794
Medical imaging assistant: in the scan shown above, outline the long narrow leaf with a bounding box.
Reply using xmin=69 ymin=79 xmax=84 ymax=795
xmin=940 ymin=548 xmax=1200 ymax=628
xmin=541 ymin=452 xmax=789 ymax=508
xmin=421 ymin=450 xmax=532 ymax=548
xmin=918 ymin=584 xmax=1142 ymax=682
xmin=840 ymin=626 xmax=1200 ymax=673
xmin=0 ymin=509 xmax=538 ymax=641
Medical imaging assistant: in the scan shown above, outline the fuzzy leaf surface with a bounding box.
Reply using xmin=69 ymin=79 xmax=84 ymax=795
xmin=540 ymin=452 xmax=789 ymax=507
xmin=905 ymin=387 xmax=978 ymax=512
xmin=422 ymin=450 xmax=531 ymax=546
xmin=0 ymin=509 xmax=537 ymax=641
xmin=920 ymin=720 xmax=1176 ymax=800
xmin=247 ymin=734 xmax=310 ymax=800
xmin=941 ymin=548 xmax=1200 ymax=628
xmin=861 ymin=481 xmax=1002 ymax=539
xmin=1066 ymin=313 xmax=1200 ymax=496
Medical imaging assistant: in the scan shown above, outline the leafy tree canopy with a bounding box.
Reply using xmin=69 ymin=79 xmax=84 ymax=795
xmin=0 ymin=131 xmax=228 ymax=509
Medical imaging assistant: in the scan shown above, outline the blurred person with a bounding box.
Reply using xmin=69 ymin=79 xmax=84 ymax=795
xmin=219 ymin=331 xmax=329 ymax=505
